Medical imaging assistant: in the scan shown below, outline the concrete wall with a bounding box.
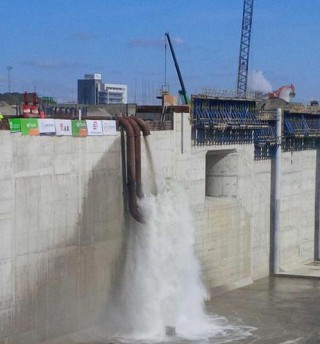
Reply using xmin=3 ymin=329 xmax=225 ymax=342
xmin=158 ymin=114 xmax=317 ymax=292
xmin=189 ymin=144 xmax=254 ymax=292
xmin=0 ymin=131 xmax=125 ymax=343
xmin=280 ymin=151 xmax=316 ymax=270
xmin=0 ymin=113 xmax=318 ymax=342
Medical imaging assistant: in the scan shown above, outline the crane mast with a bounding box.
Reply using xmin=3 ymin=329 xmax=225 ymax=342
xmin=165 ymin=32 xmax=188 ymax=104
xmin=236 ymin=0 xmax=254 ymax=98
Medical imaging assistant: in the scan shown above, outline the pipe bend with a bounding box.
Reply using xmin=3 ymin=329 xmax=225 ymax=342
xmin=119 ymin=116 xmax=144 ymax=223
xmin=132 ymin=117 xmax=150 ymax=136
xmin=118 ymin=117 xmax=134 ymax=137
xmin=127 ymin=117 xmax=141 ymax=137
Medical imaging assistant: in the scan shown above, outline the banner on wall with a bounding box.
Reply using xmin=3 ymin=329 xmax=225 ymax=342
xmin=72 ymin=120 xmax=88 ymax=137
xmin=38 ymin=118 xmax=55 ymax=135
xmin=55 ymin=119 xmax=72 ymax=136
xmin=102 ymin=120 xmax=117 ymax=136
xmin=20 ymin=118 xmax=39 ymax=136
xmin=86 ymin=120 xmax=103 ymax=135
xmin=8 ymin=118 xmax=21 ymax=133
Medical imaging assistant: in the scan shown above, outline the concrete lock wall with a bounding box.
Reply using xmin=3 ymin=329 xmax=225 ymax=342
xmin=0 ymin=113 xmax=318 ymax=342
xmin=280 ymin=150 xmax=316 ymax=270
xmin=190 ymin=143 xmax=255 ymax=292
xmin=0 ymin=131 xmax=125 ymax=343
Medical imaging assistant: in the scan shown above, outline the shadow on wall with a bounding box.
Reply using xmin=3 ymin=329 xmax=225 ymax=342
xmin=9 ymin=137 xmax=127 ymax=344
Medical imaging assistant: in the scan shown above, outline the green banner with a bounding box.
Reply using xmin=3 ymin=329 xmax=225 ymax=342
xmin=20 ymin=118 xmax=39 ymax=136
xmin=8 ymin=118 xmax=21 ymax=133
xmin=72 ymin=120 xmax=87 ymax=137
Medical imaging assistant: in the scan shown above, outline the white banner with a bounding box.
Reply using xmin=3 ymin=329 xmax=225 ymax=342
xmin=86 ymin=120 xmax=103 ymax=136
xmin=39 ymin=119 xmax=55 ymax=134
xmin=102 ymin=120 xmax=117 ymax=136
xmin=55 ymin=119 xmax=72 ymax=136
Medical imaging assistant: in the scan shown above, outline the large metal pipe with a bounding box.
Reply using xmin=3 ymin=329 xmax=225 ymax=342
xmin=270 ymin=108 xmax=282 ymax=274
xmin=118 ymin=117 xmax=144 ymax=223
xmin=132 ymin=116 xmax=151 ymax=136
xmin=127 ymin=117 xmax=143 ymax=199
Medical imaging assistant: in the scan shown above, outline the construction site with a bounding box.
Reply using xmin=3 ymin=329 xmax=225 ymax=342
xmin=0 ymin=1 xmax=320 ymax=343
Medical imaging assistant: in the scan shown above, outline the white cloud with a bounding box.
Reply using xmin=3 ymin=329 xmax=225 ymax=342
xmin=248 ymin=70 xmax=273 ymax=93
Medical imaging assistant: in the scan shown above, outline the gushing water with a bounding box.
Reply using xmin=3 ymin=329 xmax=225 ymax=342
xmin=112 ymin=180 xmax=254 ymax=343
xmin=117 ymin=180 xmax=218 ymax=341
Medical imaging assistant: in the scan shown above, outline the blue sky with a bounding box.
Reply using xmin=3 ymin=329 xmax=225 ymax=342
xmin=0 ymin=0 xmax=319 ymax=104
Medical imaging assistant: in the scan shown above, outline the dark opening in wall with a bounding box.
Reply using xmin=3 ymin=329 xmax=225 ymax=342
xmin=206 ymin=149 xmax=238 ymax=198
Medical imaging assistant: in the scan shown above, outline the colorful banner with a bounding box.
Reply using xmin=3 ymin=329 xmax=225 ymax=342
xmin=38 ymin=118 xmax=55 ymax=135
xmin=8 ymin=118 xmax=120 ymax=137
xmin=102 ymin=120 xmax=117 ymax=136
xmin=8 ymin=118 xmax=21 ymax=133
xmin=72 ymin=120 xmax=87 ymax=137
xmin=55 ymin=119 xmax=72 ymax=136
xmin=20 ymin=118 xmax=39 ymax=136
xmin=86 ymin=120 xmax=103 ymax=136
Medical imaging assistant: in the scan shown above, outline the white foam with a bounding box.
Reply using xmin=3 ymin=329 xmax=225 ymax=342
xmin=116 ymin=180 xmax=254 ymax=343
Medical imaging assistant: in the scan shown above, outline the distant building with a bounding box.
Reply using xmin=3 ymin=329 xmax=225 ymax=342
xmin=77 ymin=74 xmax=101 ymax=105
xmin=98 ymin=83 xmax=127 ymax=104
xmin=77 ymin=74 xmax=127 ymax=105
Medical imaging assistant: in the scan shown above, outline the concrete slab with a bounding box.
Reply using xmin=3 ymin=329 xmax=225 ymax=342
xmin=207 ymin=276 xmax=320 ymax=343
xmin=278 ymin=260 xmax=320 ymax=278
xmin=38 ymin=276 xmax=320 ymax=344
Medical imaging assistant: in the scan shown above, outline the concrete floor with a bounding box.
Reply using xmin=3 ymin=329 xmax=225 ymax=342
xmin=208 ymin=276 xmax=320 ymax=343
xmin=42 ymin=276 xmax=320 ymax=344
xmin=279 ymin=260 xmax=320 ymax=278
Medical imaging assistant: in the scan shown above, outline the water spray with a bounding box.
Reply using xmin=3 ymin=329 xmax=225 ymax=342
xmin=165 ymin=326 xmax=176 ymax=336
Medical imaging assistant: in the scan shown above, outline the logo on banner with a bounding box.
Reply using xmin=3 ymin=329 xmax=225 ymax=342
xmin=102 ymin=120 xmax=117 ymax=135
xmin=60 ymin=123 xmax=70 ymax=131
xmin=39 ymin=119 xmax=55 ymax=135
xmin=55 ymin=119 xmax=72 ymax=136
xmin=9 ymin=118 xmax=21 ymax=133
xmin=86 ymin=120 xmax=103 ymax=135
xmin=20 ymin=118 xmax=39 ymax=136
xmin=72 ymin=120 xmax=87 ymax=137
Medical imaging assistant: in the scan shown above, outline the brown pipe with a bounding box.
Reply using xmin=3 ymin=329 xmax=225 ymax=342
xmin=132 ymin=117 xmax=151 ymax=136
xmin=118 ymin=117 xmax=144 ymax=223
xmin=127 ymin=117 xmax=143 ymax=199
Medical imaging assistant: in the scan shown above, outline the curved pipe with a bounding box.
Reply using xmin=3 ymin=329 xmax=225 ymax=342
xmin=118 ymin=117 xmax=144 ymax=223
xmin=132 ymin=117 xmax=151 ymax=136
xmin=127 ymin=117 xmax=143 ymax=199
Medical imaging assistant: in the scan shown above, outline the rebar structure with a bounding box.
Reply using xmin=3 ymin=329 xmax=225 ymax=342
xmin=236 ymin=0 xmax=254 ymax=98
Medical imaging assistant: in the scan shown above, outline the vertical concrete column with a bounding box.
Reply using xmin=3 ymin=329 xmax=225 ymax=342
xmin=181 ymin=112 xmax=184 ymax=154
xmin=315 ymin=150 xmax=320 ymax=260
xmin=271 ymin=108 xmax=282 ymax=274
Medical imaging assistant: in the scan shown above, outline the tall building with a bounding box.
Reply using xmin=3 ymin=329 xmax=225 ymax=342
xmin=77 ymin=74 xmax=127 ymax=105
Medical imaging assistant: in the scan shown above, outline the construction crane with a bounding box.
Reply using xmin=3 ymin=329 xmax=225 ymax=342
xmin=236 ymin=0 xmax=254 ymax=98
xmin=164 ymin=32 xmax=188 ymax=104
